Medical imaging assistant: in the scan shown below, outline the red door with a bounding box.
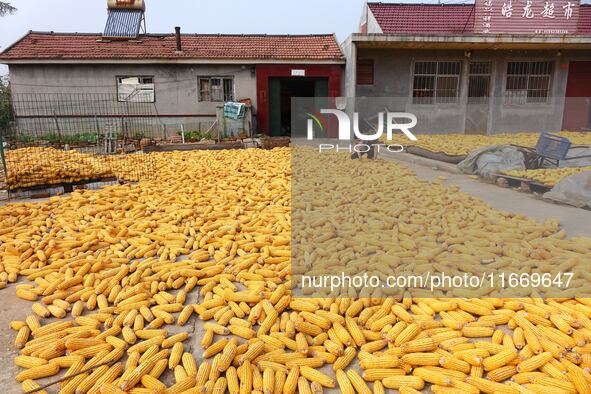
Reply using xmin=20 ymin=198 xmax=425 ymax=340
xmin=563 ymin=61 xmax=591 ymax=131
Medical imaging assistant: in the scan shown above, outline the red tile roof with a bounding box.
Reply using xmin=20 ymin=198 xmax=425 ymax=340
xmin=368 ymin=3 xmax=475 ymax=35
xmin=579 ymin=5 xmax=591 ymax=35
xmin=0 ymin=32 xmax=344 ymax=62
xmin=368 ymin=2 xmax=591 ymax=35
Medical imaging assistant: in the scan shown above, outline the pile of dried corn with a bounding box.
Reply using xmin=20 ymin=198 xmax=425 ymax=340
xmin=3 ymin=147 xmax=151 ymax=190
xmin=502 ymin=166 xmax=591 ymax=187
xmin=403 ymin=132 xmax=591 ymax=156
xmin=2 ymin=148 xmax=591 ymax=393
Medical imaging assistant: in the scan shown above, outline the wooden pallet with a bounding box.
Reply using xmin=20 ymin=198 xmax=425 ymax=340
xmin=493 ymin=173 xmax=553 ymax=194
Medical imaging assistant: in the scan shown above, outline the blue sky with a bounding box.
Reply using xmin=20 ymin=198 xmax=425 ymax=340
xmin=0 ymin=0 xmax=372 ymax=75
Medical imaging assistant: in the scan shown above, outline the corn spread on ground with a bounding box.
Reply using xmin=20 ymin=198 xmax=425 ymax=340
xmin=502 ymin=166 xmax=591 ymax=187
xmin=405 ymin=132 xmax=591 ymax=156
xmin=4 ymin=131 xmax=591 ymax=190
xmin=1 ymin=148 xmax=591 ymax=393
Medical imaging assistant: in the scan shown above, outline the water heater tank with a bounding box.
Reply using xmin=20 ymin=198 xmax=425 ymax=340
xmin=107 ymin=0 xmax=145 ymax=11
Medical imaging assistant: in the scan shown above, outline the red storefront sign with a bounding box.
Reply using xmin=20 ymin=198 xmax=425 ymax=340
xmin=475 ymin=0 xmax=580 ymax=34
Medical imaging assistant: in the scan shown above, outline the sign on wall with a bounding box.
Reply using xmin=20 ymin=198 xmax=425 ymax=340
xmin=475 ymin=0 xmax=580 ymax=34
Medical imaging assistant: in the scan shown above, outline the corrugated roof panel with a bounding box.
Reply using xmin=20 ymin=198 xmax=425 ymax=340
xmin=104 ymin=9 xmax=143 ymax=38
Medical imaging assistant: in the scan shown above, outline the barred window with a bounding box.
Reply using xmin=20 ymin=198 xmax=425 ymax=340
xmin=468 ymin=62 xmax=491 ymax=105
xmin=357 ymin=59 xmax=374 ymax=85
xmin=412 ymin=61 xmax=461 ymax=104
xmin=199 ymin=77 xmax=234 ymax=102
xmin=505 ymin=61 xmax=553 ymax=104
xmin=117 ymin=76 xmax=155 ymax=102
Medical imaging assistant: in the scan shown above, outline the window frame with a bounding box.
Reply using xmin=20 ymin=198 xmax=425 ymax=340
xmin=116 ymin=75 xmax=155 ymax=103
xmin=503 ymin=61 xmax=554 ymax=105
xmin=198 ymin=76 xmax=235 ymax=102
xmin=357 ymin=58 xmax=375 ymax=86
xmin=411 ymin=60 xmax=463 ymax=105
xmin=467 ymin=61 xmax=492 ymax=105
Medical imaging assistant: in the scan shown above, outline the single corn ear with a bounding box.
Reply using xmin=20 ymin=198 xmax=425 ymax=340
xmin=568 ymin=368 xmax=591 ymax=394
xmin=346 ymin=369 xmax=373 ymax=394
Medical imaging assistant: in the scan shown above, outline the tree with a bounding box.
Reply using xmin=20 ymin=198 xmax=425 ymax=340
xmin=0 ymin=76 xmax=12 ymax=131
xmin=0 ymin=2 xmax=16 ymax=16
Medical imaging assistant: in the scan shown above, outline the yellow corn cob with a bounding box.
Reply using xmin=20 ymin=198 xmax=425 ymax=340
xmin=262 ymin=367 xmax=275 ymax=394
xmin=335 ymin=370 xmax=355 ymax=394
xmin=21 ymin=380 xmax=48 ymax=394
xmin=297 ymin=376 xmax=312 ymax=394
xmin=382 ymin=376 xmax=425 ymax=390
xmin=239 ymin=361 xmax=253 ymax=394
xmin=401 ymin=337 xmax=437 ymax=353
xmin=15 ymin=326 xmax=31 ymax=349
xmin=362 ymin=368 xmax=405 ymax=381
xmin=402 ymin=352 xmax=442 ymax=366
xmin=165 ymin=376 xmax=196 ymax=394
xmin=517 ymin=352 xmax=554 ymax=373
xmin=15 ymin=355 xmax=48 ymax=369
xmin=226 ymin=366 xmax=240 ymax=394
xmin=394 ymin=323 xmax=420 ymax=346
xmin=465 ymin=376 xmax=517 ymax=393
xmin=196 ymin=361 xmax=211 ymax=387
xmin=567 ymin=368 xmax=591 ymax=393
xmin=162 ymin=332 xmax=189 ymax=348
xmin=99 ymin=383 xmax=127 ymax=394
xmin=346 ymin=369 xmax=372 ymax=394
xmin=333 ymin=346 xmax=356 ymax=370
xmin=299 ymin=366 xmax=335 ymax=388
xmin=283 ymin=366 xmax=300 ymax=394
xmin=488 ymin=365 xmax=518 ymax=382
xmin=273 ymin=369 xmax=286 ymax=394
xmin=168 ymin=342 xmax=184 ymax=369
xmin=483 ymin=349 xmax=518 ymax=371
xmin=16 ymin=363 xmax=60 ymax=382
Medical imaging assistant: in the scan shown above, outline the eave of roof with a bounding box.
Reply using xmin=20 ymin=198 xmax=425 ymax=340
xmin=351 ymin=32 xmax=591 ymax=50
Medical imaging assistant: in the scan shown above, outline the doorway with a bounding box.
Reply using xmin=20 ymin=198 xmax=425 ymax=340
xmin=268 ymin=77 xmax=329 ymax=136
xmin=563 ymin=61 xmax=591 ymax=131
xmin=465 ymin=62 xmax=492 ymax=135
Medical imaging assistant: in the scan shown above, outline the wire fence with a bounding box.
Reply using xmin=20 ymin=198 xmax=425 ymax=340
xmin=8 ymin=92 xmax=218 ymax=141
xmin=0 ymin=92 xmax=215 ymax=194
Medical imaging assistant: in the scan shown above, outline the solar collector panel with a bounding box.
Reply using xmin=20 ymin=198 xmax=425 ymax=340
xmin=103 ymin=9 xmax=143 ymax=38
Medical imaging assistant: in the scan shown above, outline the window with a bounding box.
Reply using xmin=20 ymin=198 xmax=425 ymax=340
xmin=468 ymin=62 xmax=491 ymax=104
xmin=357 ymin=59 xmax=374 ymax=85
xmin=413 ymin=61 xmax=462 ymax=104
xmin=199 ymin=77 xmax=234 ymax=102
xmin=117 ymin=76 xmax=154 ymax=102
xmin=505 ymin=61 xmax=553 ymax=104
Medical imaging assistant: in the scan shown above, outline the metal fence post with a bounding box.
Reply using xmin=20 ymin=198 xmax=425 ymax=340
xmin=0 ymin=132 xmax=7 ymax=182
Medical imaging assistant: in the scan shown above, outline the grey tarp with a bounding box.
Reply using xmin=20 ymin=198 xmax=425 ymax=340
xmin=544 ymin=171 xmax=591 ymax=209
xmin=457 ymin=145 xmax=526 ymax=179
xmin=558 ymin=146 xmax=591 ymax=168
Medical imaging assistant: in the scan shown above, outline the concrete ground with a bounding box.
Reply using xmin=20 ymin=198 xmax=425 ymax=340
xmin=1 ymin=153 xmax=591 ymax=393
xmin=382 ymin=151 xmax=591 ymax=238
